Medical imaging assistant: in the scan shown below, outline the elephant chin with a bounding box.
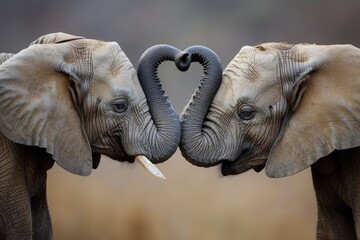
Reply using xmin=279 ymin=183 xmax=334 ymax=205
xmin=221 ymin=159 xmax=266 ymax=176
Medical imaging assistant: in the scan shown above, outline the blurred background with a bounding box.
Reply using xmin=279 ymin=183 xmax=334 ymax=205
xmin=1 ymin=0 xmax=359 ymax=239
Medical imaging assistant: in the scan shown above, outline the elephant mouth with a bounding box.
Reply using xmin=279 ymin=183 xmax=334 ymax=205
xmin=122 ymin=155 xmax=136 ymax=163
xmin=91 ymin=142 xmax=136 ymax=164
xmin=221 ymin=159 xmax=266 ymax=176
xmin=115 ymin=155 xmax=136 ymax=163
xmin=104 ymin=152 xmax=135 ymax=163
xmin=220 ymin=146 xmax=268 ymax=176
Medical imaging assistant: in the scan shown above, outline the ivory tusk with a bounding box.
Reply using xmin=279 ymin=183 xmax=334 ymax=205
xmin=135 ymin=155 xmax=166 ymax=180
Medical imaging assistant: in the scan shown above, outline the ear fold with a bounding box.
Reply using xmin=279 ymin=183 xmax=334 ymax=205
xmin=0 ymin=53 xmax=14 ymax=64
xmin=0 ymin=32 xmax=81 ymax=64
xmin=0 ymin=43 xmax=93 ymax=176
xmin=266 ymin=44 xmax=360 ymax=178
xmin=30 ymin=32 xmax=84 ymax=45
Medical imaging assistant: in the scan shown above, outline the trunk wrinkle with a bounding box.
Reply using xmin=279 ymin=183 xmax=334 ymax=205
xmin=179 ymin=46 xmax=223 ymax=166
xmin=137 ymin=45 xmax=185 ymax=163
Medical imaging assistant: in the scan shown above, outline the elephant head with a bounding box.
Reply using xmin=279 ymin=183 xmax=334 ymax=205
xmin=0 ymin=32 xmax=183 ymax=176
xmin=180 ymin=43 xmax=360 ymax=178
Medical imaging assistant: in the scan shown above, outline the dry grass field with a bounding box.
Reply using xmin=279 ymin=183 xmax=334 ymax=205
xmin=48 ymin=151 xmax=317 ymax=240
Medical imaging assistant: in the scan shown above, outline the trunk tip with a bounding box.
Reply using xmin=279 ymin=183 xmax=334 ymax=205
xmin=175 ymin=51 xmax=191 ymax=72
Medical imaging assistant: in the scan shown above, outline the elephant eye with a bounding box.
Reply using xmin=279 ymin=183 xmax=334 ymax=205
xmin=239 ymin=105 xmax=256 ymax=121
xmin=112 ymin=98 xmax=128 ymax=113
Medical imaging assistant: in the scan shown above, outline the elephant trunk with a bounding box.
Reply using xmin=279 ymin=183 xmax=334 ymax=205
xmin=179 ymin=46 xmax=223 ymax=167
xmin=137 ymin=45 xmax=189 ymax=163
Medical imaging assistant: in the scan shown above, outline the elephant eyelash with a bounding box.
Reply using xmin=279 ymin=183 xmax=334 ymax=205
xmin=109 ymin=97 xmax=129 ymax=114
xmin=238 ymin=105 xmax=257 ymax=121
xmin=237 ymin=97 xmax=253 ymax=105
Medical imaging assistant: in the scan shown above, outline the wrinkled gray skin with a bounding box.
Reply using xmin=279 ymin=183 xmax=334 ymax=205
xmin=180 ymin=43 xmax=360 ymax=239
xmin=0 ymin=53 xmax=13 ymax=63
xmin=0 ymin=33 xmax=183 ymax=239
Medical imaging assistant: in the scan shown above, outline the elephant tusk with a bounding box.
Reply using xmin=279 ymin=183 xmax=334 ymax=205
xmin=135 ymin=155 xmax=166 ymax=179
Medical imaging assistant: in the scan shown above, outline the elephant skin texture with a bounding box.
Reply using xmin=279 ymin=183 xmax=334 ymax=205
xmin=180 ymin=43 xmax=360 ymax=239
xmin=0 ymin=33 xmax=183 ymax=239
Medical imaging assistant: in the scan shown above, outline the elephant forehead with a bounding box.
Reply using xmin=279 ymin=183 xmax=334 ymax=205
xmin=215 ymin=56 xmax=279 ymax=109
xmin=213 ymin=75 xmax=264 ymax=109
xmin=223 ymin=48 xmax=278 ymax=84
xmin=92 ymin=42 xmax=133 ymax=72
xmin=236 ymin=81 xmax=279 ymax=104
xmin=91 ymin=42 xmax=145 ymax=102
xmin=90 ymin=69 xmax=145 ymax=102
xmin=237 ymin=45 xmax=278 ymax=67
xmin=112 ymin=67 xmax=145 ymax=101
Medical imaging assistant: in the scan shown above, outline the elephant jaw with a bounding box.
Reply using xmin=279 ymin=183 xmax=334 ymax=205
xmin=221 ymin=158 xmax=266 ymax=176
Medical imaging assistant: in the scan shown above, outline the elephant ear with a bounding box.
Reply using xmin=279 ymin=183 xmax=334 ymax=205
xmin=0 ymin=53 xmax=14 ymax=64
xmin=266 ymin=44 xmax=360 ymax=178
xmin=0 ymin=43 xmax=93 ymax=176
xmin=0 ymin=32 xmax=81 ymax=64
xmin=30 ymin=32 xmax=84 ymax=45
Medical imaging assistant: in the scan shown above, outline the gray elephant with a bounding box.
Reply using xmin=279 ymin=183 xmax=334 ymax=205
xmin=0 ymin=33 xmax=186 ymax=239
xmin=179 ymin=43 xmax=360 ymax=239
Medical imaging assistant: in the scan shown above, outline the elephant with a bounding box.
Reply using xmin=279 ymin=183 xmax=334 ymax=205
xmin=179 ymin=42 xmax=360 ymax=239
xmin=0 ymin=53 xmax=13 ymax=64
xmin=0 ymin=32 xmax=188 ymax=239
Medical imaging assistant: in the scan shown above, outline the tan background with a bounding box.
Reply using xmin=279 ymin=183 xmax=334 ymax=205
xmin=1 ymin=0 xmax=359 ymax=239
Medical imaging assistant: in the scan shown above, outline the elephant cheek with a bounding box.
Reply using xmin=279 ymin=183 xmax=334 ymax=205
xmin=119 ymin=123 xmax=149 ymax=157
